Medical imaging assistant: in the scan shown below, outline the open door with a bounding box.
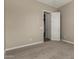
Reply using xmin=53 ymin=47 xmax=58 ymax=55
xmin=43 ymin=12 xmax=51 ymax=42
xmin=51 ymin=12 xmax=60 ymax=41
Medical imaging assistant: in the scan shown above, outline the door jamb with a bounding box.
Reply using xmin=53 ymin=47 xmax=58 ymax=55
xmin=42 ymin=10 xmax=53 ymax=42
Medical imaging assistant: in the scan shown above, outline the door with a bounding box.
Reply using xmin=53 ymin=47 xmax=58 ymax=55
xmin=51 ymin=12 xmax=60 ymax=41
xmin=44 ymin=12 xmax=51 ymax=42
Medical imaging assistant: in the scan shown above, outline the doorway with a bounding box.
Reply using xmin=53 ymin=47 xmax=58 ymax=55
xmin=43 ymin=11 xmax=51 ymax=42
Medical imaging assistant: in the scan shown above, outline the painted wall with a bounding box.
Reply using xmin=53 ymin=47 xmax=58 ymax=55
xmin=5 ymin=0 xmax=57 ymax=49
xmin=58 ymin=1 xmax=74 ymax=42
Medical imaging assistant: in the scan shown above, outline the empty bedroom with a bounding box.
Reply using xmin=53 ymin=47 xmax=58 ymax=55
xmin=5 ymin=0 xmax=74 ymax=59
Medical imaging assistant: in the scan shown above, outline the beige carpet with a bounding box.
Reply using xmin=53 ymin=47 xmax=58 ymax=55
xmin=5 ymin=41 xmax=74 ymax=59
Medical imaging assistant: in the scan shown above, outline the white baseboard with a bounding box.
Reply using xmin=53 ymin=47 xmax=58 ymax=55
xmin=51 ymin=39 xmax=60 ymax=41
xmin=62 ymin=40 xmax=74 ymax=44
xmin=5 ymin=41 xmax=43 ymax=52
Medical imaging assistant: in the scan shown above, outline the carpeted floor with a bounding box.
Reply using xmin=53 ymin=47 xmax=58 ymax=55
xmin=5 ymin=41 xmax=74 ymax=59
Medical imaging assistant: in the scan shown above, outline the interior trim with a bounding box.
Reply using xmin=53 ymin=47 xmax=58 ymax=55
xmin=5 ymin=41 xmax=43 ymax=52
xmin=62 ymin=40 xmax=74 ymax=44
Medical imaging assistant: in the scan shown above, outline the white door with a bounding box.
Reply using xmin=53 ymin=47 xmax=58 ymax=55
xmin=51 ymin=12 xmax=60 ymax=41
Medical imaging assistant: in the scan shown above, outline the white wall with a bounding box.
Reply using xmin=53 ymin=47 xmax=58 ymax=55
xmin=5 ymin=0 xmax=57 ymax=49
xmin=58 ymin=1 xmax=74 ymax=42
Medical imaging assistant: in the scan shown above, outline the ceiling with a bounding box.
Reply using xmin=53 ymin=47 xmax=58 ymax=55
xmin=37 ymin=0 xmax=72 ymax=8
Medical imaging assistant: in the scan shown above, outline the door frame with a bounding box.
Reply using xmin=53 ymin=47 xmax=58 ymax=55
xmin=42 ymin=10 xmax=60 ymax=41
xmin=42 ymin=10 xmax=53 ymax=42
